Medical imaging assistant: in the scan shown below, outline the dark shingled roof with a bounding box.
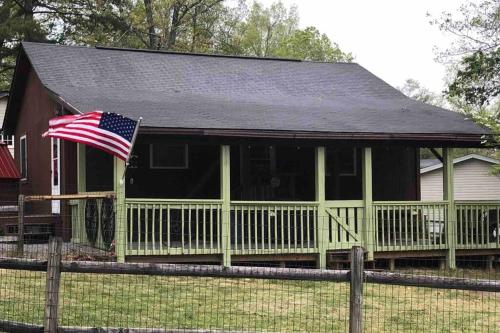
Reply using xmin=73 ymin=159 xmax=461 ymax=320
xmin=17 ymin=42 xmax=485 ymax=138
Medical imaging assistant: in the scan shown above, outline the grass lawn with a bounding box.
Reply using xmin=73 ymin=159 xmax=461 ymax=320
xmin=0 ymin=268 xmax=499 ymax=332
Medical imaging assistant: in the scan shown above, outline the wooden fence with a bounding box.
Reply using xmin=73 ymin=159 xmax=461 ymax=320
xmin=0 ymin=237 xmax=499 ymax=333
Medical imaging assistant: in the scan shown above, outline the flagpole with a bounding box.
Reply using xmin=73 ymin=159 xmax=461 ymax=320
xmin=121 ymin=117 xmax=142 ymax=185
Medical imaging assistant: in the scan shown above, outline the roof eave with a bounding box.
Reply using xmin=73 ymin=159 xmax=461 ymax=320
xmin=139 ymin=126 xmax=486 ymax=145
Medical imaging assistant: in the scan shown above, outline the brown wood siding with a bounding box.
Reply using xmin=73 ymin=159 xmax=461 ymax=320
xmin=12 ymin=69 xmax=76 ymax=240
xmin=14 ymin=70 xmax=53 ymax=214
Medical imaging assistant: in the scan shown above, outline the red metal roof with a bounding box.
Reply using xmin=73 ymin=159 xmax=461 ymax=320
xmin=0 ymin=144 xmax=20 ymax=179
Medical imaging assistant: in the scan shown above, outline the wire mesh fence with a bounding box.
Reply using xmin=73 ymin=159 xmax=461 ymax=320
xmin=0 ymin=194 xmax=499 ymax=332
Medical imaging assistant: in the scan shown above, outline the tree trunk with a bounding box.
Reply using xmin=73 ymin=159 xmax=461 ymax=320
xmin=143 ymin=0 xmax=156 ymax=49
xmin=167 ymin=3 xmax=180 ymax=50
xmin=23 ymin=0 xmax=35 ymax=41
xmin=190 ymin=7 xmax=198 ymax=52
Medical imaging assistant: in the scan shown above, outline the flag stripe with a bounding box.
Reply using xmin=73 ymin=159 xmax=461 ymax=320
xmin=43 ymin=111 xmax=137 ymax=161
xmin=46 ymin=125 xmax=131 ymax=150
xmin=45 ymin=132 xmax=128 ymax=160
xmin=45 ymin=128 xmax=130 ymax=156
xmin=63 ymin=124 xmax=132 ymax=147
xmin=48 ymin=112 xmax=101 ymax=126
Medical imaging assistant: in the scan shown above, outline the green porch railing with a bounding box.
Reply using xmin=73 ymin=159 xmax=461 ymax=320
xmin=230 ymin=201 xmax=319 ymax=255
xmin=125 ymin=199 xmax=223 ymax=256
xmin=373 ymin=201 xmax=449 ymax=252
xmin=72 ymin=198 xmax=499 ymax=259
xmin=69 ymin=197 xmax=115 ymax=251
xmin=326 ymin=200 xmax=364 ymax=250
xmin=456 ymin=201 xmax=500 ymax=250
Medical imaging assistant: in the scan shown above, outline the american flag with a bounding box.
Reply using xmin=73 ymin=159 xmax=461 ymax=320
xmin=43 ymin=111 xmax=138 ymax=160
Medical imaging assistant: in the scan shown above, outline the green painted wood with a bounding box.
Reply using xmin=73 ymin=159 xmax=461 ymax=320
xmin=114 ymin=157 xmax=126 ymax=262
xmin=315 ymin=147 xmax=327 ymax=269
xmin=372 ymin=201 xmax=451 ymax=252
xmin=73 ymin=144 xmax=87 ymax=244
xmin=325 ymin=208 xmax=359 ymax=241
xmin=159 ymin=204 xmax=164 ymax=253
xmin=443 ymin=148 xmax=456 ymax=269
xmin=123 ymin=195 xmax=498 ymax=257
xmin=362 ymin=148 xmax=374 ymax=260
xmin=220 ymin=145 xmax=231 ymax=266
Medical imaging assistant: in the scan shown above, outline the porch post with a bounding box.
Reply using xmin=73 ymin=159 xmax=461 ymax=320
xmin=114 ymin=157 xmax=126 ymax=263
xmin=77 ymin=144 xmax=86 ymax=193
xmin=315 ymin=147 xmax=327 ymax=269
xmin=443 ymin=148 xmax=456 ymax=269
xmin=220 ymin=145 xmax=231 ymax=267
xmin=74 ymin=144 xmax=86 ymax=243
xmin=362 ymin=147 xmax=374 ymax=261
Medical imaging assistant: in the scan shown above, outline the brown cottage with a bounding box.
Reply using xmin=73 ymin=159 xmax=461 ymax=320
xmin=2 ymin=42 xmax=498 ymax=268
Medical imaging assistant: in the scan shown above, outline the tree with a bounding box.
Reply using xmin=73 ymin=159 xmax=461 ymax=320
xmin=398 ymin=78 xmax=444 ymax=107
xmin=431 ymin=0 xmax=499 ymax=106
xmin=447 ymin=49 xmax=499 ymax=107
xmin=231 ymin=1 xmax=299 ymax=57
xmin=431 ymin=0 xmax=499 ymax=168
xmin=131 ymin=0 xmax=225 ymax=50
xmin=0 ymin=0 xmax=46 ymax=90
xmin=214 ymin=1 xmax=351 ymax=61
xmin=0 ymin=0 xmax=353 ymax=90
xmin=275 ymin=27 xmax=352 ymax=62
xmin=0 ymin=0 xmax=133 ymax=90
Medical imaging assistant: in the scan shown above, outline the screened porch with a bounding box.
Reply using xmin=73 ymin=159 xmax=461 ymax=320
xmin=70 ymin=138 xmax=500 ymax=268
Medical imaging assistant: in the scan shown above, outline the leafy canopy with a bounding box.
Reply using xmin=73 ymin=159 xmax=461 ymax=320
xmin=431 ymin=0 xmax=499 ymax=166
xmin=0 ymin=0 xmax=353 ymax=91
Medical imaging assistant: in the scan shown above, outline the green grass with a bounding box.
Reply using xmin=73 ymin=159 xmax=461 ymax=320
xmin=0 ymin=268 xmax=499 ymax=332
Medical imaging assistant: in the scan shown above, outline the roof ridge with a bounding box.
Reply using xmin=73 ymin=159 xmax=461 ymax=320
xmin=22 ymin=41 xmax=358 ymax=65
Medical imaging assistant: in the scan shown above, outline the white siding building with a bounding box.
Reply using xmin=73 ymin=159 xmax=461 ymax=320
xmin=0 ymin=92 xmax=13 ymax=155
xmin=421 ymin=154 xmax=500 ymax=201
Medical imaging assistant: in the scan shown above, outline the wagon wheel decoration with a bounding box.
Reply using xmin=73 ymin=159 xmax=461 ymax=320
xmin=100 ymin=198 xmax=115 ymax=249
xmin=84 ymin=199 xmax=99 ymax=246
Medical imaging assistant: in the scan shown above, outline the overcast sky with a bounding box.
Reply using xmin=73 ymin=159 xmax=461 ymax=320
xmin=260 ymin=0 xmax=468 ymax=94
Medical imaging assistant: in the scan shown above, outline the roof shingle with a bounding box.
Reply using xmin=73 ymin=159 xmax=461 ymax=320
xmin=20 ymin=42 xmax=485 ymax=137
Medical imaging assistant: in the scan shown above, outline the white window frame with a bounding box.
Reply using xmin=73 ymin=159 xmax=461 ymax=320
xmin=149 ymin=143 xmax=189 ymax=169
xmin=19 ymin=134 xmax=27 ymax=181
xmin=51 ymin=138 xmax=61 ymax=214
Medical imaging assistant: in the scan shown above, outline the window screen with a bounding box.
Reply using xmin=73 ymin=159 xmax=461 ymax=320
xmin=150 ymin=144 xmax=188 ymax=169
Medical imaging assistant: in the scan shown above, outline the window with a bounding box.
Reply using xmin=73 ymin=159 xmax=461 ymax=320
xmin=149 ymin=143 xmax=188 ymax=169
xmin=51 ymin=138 xmax=60 ymax=187
xmin=0 ymin=132 xmax=13 ymax=146
xmin=339 ymin=147 xmax=357 ymax=176
xmin=19 ymin=135 xmax=27 ymax=180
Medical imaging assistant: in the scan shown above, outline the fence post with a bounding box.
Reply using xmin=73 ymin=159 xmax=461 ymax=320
xmin=349 ymin=246 xmax=364 ymax=333
xmin=44 ymin=237 xmax=62 ymax=333
xmin=17 ymin=194 xmax=25 ymax=256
